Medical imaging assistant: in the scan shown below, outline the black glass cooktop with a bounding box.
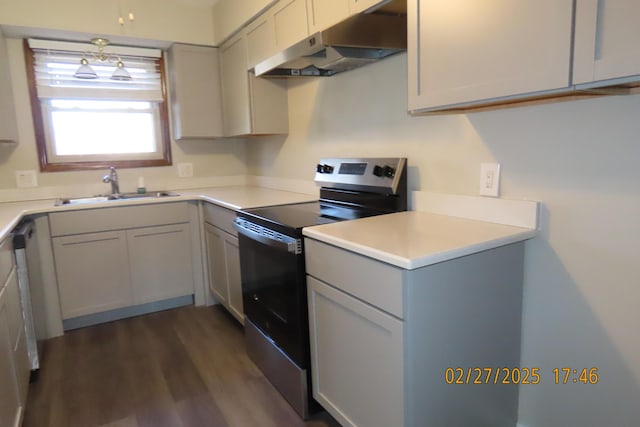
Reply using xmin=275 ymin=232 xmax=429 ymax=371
xmin=237 ymin=201 xmax=381 ymax=236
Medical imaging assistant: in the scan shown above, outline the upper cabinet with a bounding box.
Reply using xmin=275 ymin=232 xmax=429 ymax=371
xmin=0 ymin=32 xmax=18 ymax=143
xmin=167 ymin=44 xmax=224 ymax=140
xmin=573 ymin=0 xmax=640 ymax=88
xmin=307 ymin=0 xmax=349 ymax=33
xmin=246 ymin=0 xmax=309 ymax=69
xmin=246 ymin=13 xmax=278 ymax=69
xmin=220 ymin=33 xmax=288 ymax=136
xmin=409 ymin=0 xmax=640 ymax=113
xmin=274 ymin=0 xmax=310 ymax=49
xmin=408 ymin=0 xmax=574 ymax=113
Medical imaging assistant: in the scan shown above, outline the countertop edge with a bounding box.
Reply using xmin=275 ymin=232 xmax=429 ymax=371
xmin=0 ymin=187 xmax=317 ymax=242
xmin=302 ymin=222 xmax=537 ymax=270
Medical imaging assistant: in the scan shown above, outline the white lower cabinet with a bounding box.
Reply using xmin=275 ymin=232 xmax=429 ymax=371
xmin=307 ymin=276 xmax=404 ymax=427
xmin=306 ymin=238 xmax=525 ymax=427
xmin=203 ymin=203 xmax=243 ymax=323
xmin=50 ymin=203 xmax=195 ymax=323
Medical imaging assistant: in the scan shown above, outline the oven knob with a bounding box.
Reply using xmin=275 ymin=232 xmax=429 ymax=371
xmin=383 ymin=166 xmax=395 ymax=178
xmin=316 ymin=164 xmax=324 ymax=173
xmin=322 ymin=164 xmax=334 ymax=174
xmin=373 ymin=165 xmax=384 ymax=177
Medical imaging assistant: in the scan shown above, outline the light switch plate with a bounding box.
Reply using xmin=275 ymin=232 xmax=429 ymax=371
xmin=177 ymin=163 xmax=193 ymax=178
xmin=479 ymin=163 xmax=500 ymax=197
xmin=16 ymin=170 xmax=38 ymax=188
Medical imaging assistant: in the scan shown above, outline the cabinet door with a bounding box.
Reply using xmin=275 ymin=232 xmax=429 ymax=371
xmin=248 ymin=71 xmax=289 ymax=134
xmin=4 ymin=269 xmax=29 ymax=408
xmin=167 ymin=44 xmax=223 ymax=139
xmin=408 ymin=0 xmax=574 ymax=112
xmin=307 ymin=0 xmax=349 ymax=33
xmin=307 ymin=276 xmax=404 ymax=427
xmin=222 ymin=233 xmax=244 ymax=323
xmin=128 ymin=224 xmax=194 ymax=305
xmin=246 ymin=13 xmax=277 ymax=69
xmin=0 ymin=303 xmax=21 ymax=427
xmin=274 ymin=0 xmax=309 ymax=49
xmin=221 ymin=35 xmax=252 ymax=136
xmin=573 ymin=0 xmax=640 ymax=87
xmin=53 ymin=231 xmax=131 ymax=319
xmin=220 ymin=33 xmax=289 ymax=137
xmin=0 ymin=30 xmax=18 ymax=143
xmin=205 ymin=223 xmax=228 ymax=305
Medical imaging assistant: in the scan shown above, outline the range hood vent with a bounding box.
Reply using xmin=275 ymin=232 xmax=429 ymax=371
xmin=254 ymin=12 xmax=407 ymax=77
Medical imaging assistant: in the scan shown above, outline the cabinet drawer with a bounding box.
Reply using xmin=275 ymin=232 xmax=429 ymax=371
xmin=304 ymin=238 xmax=404 ymax=318
xmin=203 ymin=202 xmax=237 ymax=236
xmin=50 ymin=202 xmax=189 ymax=237
xmin=0 ymin=237 xmax=13 ymax=287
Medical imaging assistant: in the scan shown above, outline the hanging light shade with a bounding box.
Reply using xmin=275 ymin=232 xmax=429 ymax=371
xmin=73 ymin=38 xmax=133 ymax=81
xmin=111 ymin=59 xmax=132 ymax=81
xmin=73 ymin=57 xmax=98 ymax=79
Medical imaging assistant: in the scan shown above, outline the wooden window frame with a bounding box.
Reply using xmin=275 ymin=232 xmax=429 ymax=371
xmin=23 ymin=40 xmax=172 ymax=172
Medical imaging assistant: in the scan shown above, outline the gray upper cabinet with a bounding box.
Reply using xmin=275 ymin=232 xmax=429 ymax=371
xmin=573 ymin=0 xmax=640 ymax=89
xmin=409 ymin=0 xmax=640 ymax=113
xmin=0 ymin=31 xmax=18 ymax=143
xmin=408 ymin=0 xmax=574 ymax=113
xmin=167 ymin=44 xmax=224 ymax=140
xmin=220 ymin=33 xmax=288 ymax=137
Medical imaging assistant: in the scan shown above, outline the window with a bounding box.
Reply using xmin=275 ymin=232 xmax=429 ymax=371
xmin=25 ymin=39 xmax=172 ymax=171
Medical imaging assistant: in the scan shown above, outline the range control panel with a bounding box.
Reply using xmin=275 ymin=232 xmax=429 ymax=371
xmin=314 ymin=157 xmax=406 ymax=195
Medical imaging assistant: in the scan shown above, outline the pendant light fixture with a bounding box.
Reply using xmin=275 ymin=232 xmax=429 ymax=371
xmin=73 ymin=38 xmax=132 ymax=81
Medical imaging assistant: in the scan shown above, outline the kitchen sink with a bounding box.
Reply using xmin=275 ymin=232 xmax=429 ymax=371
xmin=55 ymin=191 xmax=179 ymax=206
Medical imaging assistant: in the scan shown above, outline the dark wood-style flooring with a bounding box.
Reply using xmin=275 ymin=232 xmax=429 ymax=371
xmin=23 ymin=305 xmax=341 ymax=427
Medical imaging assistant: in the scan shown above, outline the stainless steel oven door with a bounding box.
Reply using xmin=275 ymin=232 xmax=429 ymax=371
xmin=234 ymin=218 xmax=309 ymax=368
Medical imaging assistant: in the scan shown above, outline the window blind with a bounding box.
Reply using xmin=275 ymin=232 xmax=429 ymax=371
xmin=28 ymin=39 xmax=164 ymax=102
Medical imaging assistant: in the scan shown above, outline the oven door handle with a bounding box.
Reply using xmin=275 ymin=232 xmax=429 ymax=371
xmin=234 ymin=218 xmax=302 ymax=254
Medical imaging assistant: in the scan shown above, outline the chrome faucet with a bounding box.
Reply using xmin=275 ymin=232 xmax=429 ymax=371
xmin=102 ymin=166 xmax=120 ymax=196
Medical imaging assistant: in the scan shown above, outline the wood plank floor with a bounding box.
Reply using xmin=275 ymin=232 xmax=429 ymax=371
xmin=23 ymin=305 xmax=341 ymax=427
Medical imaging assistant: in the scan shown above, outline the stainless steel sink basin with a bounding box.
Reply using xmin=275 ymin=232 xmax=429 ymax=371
xmin=55 ymin=191 xmax=179 ymax=206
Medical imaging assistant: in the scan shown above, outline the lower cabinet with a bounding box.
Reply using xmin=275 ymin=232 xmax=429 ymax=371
xmin=0 ymin=305 xmax=21 ymax=427
xmin=204 ymin=222 xmax=243 ymax=323
xmin=128 ymin=224 xmax=194 ymax=305
xmin=0 ymin=238 xmax=29 ymax=427
xmin=305 ymin=238 xmax=525 ymax=427
xmin=53 ymin=231 xmax=132 ymax=319
xmin=49 ymin=203 xmax=195 ymax=324
xmin=203 ymin=203 xmax=243 ymax=324
xmin=307 ymin=276 xmax=404 ymax=427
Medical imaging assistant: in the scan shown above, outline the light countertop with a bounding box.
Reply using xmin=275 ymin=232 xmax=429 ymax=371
xmin=0 ymin=186 xmax=317 ymax=242
xmin=302 ymin=210 xmax=537 ymax=270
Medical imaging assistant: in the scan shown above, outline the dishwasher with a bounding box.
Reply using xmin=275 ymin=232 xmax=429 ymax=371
xmin=13 ymin=220 xmax=45 ymax=380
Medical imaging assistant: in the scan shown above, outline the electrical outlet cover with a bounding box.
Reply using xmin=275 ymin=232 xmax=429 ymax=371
xmin=177 ymin=163 xmax=193 ymax=178
xmin=16 ymin=170 xmax=38 ymax=188
xmin=479 ymin=163 xmax=500 ymax=197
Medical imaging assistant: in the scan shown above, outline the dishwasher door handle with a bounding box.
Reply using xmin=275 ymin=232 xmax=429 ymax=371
xmin=233 ymin=218 xmax=302 ymax=254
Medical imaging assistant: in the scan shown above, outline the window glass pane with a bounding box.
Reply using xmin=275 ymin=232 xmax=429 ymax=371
xmin=49 ymin=100 xmax=157 ymax=156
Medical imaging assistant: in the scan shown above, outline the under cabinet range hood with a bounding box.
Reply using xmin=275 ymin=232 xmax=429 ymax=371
xmin=254 ymin=13 xmax=407 ymax=77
